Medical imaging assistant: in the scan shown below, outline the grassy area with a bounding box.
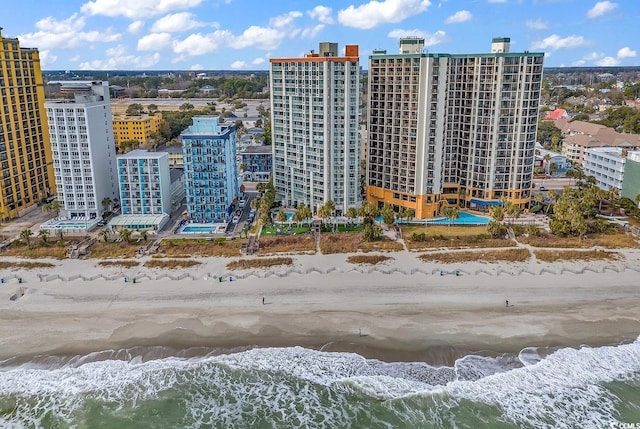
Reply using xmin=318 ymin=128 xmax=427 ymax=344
xmin=97 ymin=260 xmax=140 ymax=268
xmin=346 ymin=255 xmax=393 ymax=265
xmin=402 ymin=225 xmax=514 ymax=250
xmin=534 ymin=249 xmax=620 ymax=262
xmin=319 ymin=233 xmax=403 ymax=254
xmin=2 ymin=241 xmax=68 ymax=259
xmin=158 ymin=238 xmax=245 ymax=257
xmin=402 ymin=225 xmax=487 ymax=237
xmin=0 ymin=261 xmax=55 ymax=269
xmin=226 ymin=257 xmax=293 ymax=270
xmin=144 ymin=259 xmax=202 ymax=269
xmin=419 ymin=248 xmax=530 ymax=264
xmin=87 ymin=241 xmax=140 ymax=259
xmin=258 ymin=235 xmax=316 ymax=254
xmin=261 ymin=225 xmax=310 ymax=236
xmin=519 ymin=233 xmax=638 ymax=249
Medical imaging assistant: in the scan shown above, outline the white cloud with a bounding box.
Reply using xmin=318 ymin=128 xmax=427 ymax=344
xmin=39 ymin=50 xmax=57 ymax=67
xmin=269 ymin=11 xmax=303 ymax=28
xmin=488 ymin=0 xmax=507 ymax=3
xmin=387 ymin=29 xmax=446 ymax=47
xmin=230 ymin=60 xmax=249 ymax=69
xmin=300 ymin=24 xmax=325 ymax=39
xmin=307 ymin=5 xmax=334 ymax=24
xmin=584 ymin=51 xmax=603 ymax=60
xmin=137 ymin=32 xmax=172 ymax=51
xmin=445 ymin=10 xmax=471 ymax=24
xmin=338 ymin=0 xmax=431 ymax=29
xmin=81 ymin=0 xmax=203 ymax=19
xmin=617 ymin=46 xmax=637 ymax=59
xmin=79 ymin=45 xmax=160 ymax=69
xmin=128 ymin=20 xmax=145 ymax=34
xmin=69 ymin=55 xmax=81 ymax=62
xmin=17 ymin=13 xmax=121 ymax=50
xmin=252 ymin=57 xmax=265 ymax=65
xmin=232 ymin=26 xmax=287 ymax=50
xmin=190 ymin=64 xmax=203 ymax=70
xmin=587 ymin=1 xmax=618 ymax=19
xmin=596 ymin=56 xmax=619 ymax=66
xmin=172 ymin=31 xmax=232 ymax=56
xmin=530 ymin=34 xmax=590 ymax=51
xmin=151 ymin=12 xmax=205 ymax=32
xmin=525 ymin=18 xmax=548 ymax=30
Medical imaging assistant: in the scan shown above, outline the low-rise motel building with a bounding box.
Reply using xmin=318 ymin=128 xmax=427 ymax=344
xmin=112 ymin=113 xmax=162 ymax=149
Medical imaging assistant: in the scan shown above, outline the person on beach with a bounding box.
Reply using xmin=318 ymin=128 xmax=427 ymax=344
xmin=506 ymin=300 xmax=509 ymax=307
xmin=262 ymin=296 xmax=265 ymax=305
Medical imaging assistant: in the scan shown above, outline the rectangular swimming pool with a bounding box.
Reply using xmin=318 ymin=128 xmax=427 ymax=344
xmin=180 ymin=224 xmax=225 ymax=234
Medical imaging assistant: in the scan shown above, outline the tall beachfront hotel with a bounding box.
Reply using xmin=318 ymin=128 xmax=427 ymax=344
xmin=45 ymin=81 xmax=118 ymax=222
xmin=269 ymin=42 xmax=361 ymax=216
xmin=0 ymin=27 xmax=54 ymax=219
xmin=181 ymin=116 xmax=238 ymax=224
xmin=367 ymin=37 xmax=543 ymax=218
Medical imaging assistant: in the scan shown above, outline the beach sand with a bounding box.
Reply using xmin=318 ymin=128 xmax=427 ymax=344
xmin=1 ymin=252 xmax=640 ymax=363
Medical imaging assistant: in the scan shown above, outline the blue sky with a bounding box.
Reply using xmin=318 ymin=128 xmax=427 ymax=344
xmin=1 ymin=0 xmax=638 ymax=70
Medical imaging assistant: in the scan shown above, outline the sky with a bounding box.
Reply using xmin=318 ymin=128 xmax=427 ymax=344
xmin=1 ymin=0 xmax=638 ymax=71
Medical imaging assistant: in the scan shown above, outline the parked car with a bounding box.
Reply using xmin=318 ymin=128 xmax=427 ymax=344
xmin=238 ymin=199 xmax=246 ymax=207
xmin=97 ymin=220 xmax=106 ymax=227
xmin=232 ymin=216 xmax=240 ymax=223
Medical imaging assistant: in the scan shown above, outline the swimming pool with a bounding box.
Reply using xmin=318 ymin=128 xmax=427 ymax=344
xmin=379 ymin=211 xmax=490 ymax=225
xmin=180 ymin=224 xmax=225 ymax=234
xmin=41 ymin=221 xmax=95 ymax=230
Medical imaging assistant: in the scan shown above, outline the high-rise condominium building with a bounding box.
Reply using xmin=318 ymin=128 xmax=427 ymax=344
xmin=117 ymin=150 xmax=171 ymax=215
xmin=367 ymin=37 xmax=543 ymax=218
xmin=0 ymin=27 xmax=54 ymax=219
xmin=270 ymin=42 xmax=361 ymax=215
xmin=46 ymin=81 xmax=118 ymax=221
xmin=181 ymin=116 xmax=238 ymax=223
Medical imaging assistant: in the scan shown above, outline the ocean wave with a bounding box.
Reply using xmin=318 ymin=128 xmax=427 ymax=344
xmin=0 ymin=341 xmax=638 ymax=428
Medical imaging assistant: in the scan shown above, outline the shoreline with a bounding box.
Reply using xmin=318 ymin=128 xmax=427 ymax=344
xmin=1 ymin=252 xmax=640 ymax=364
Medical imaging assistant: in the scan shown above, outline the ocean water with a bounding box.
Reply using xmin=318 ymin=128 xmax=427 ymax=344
xmin=1 ymin=340 xmax=639 ymax=428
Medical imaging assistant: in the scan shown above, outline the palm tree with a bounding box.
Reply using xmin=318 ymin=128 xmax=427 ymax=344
xmin=99 ymin=228 xmax=110 ymax=243
xmin=543 ymin=154 xmax=552 ymax=175
xmin=101 ymin=197 xmax=112 ymax=213
xmin=119 ymin=228 xmax=132 ymax=243
xmin=50 ymin=200 xmax=62 ymax=217
xmin=345 ymin=207 xmax=358 ymax=226
xmin=57 ymin=229 xmax=64 ymax=243
xmin=276 ymin=210 xmax=288 ymax=223
xmin=39 ymin=229 xmax=49 ymax=244
xmin=381 ymin=203 xmax=395 ymax=226
xmin=317 ymin=205 xmax=331 ymax=227
xmin=41 ymin=203 xmax=51 ymax=216
xmin=489 ymin=205 xmax=505 ymax=222
xmin=504 ymin=202 xmax=521 ymax=225
xmin=20 ymin=229 xmax=33 ymax=246
xmin=440 ymin=204 xmax=460 ymax=231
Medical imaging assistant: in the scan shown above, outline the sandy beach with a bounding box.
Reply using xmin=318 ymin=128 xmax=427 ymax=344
xmin=1 ymin=250 xmax=640 ymax=363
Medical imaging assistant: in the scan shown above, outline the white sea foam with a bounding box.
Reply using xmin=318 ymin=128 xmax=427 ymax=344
xmin=0 ymin=341 xmax=639 ymax=428
xmin=441 ymin=339 xmax=640 ymax=428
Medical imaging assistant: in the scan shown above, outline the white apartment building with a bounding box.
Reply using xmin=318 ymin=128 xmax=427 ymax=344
xmin=269 ymin=42 xmax=361 ymax=215
xmin=117 ymin=150 xmax=171 ymax=215
xmin=46 ymin=81 xmax=118 ymax=221
xmin=367 ymin=37 xmax=543 ymax=218
xmin=583 ymin=147 xmax=626 ymax=192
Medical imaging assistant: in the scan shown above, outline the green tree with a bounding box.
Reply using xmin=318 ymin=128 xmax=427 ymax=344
xmin=345 ymin=207 xmax=358 ymax=225
xmin=102 ymin=197 xmax=112 ymax=213
xmin=440 ymin=205 xmax=460 ymax=230
xmin=119 ymin=228 xmax=132 ymax=243
xmin=50 ymin=200 xmax=62 ymax=217
xmin=20 ymin=229 xmax=33 ymax=246
xmin=381 ymin=203 xmax=395 ymax=226
xmin=148 ymin=103 xmax=158 ymax=113
xmin=489 ymin=205 xmax=505 ymax=222
xmin=126 ymin=103 xmax=144 ymax=116
xmin=39 ymin=229 xmax=49 ymax=243
xmin=293 ymin=203 xmax=312 ymax=226
xmin=179 ymin=103 xmax=195 ymax=112
xmin=100 ymin=228 xmax=110 ymax=243
xmin=276 ymin=210 xmax=288 ymax=223
xmin=262 ymin=120 xmax=272 ymax=145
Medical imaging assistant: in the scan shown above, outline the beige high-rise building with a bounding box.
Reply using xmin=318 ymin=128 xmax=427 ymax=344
xmin=269 ymin=42 xmax=361 ymax=215
xmin=0 ymin=27 xmax=54 ymax=220
xmin=367 ymin=37 xmax=544 ymax=218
